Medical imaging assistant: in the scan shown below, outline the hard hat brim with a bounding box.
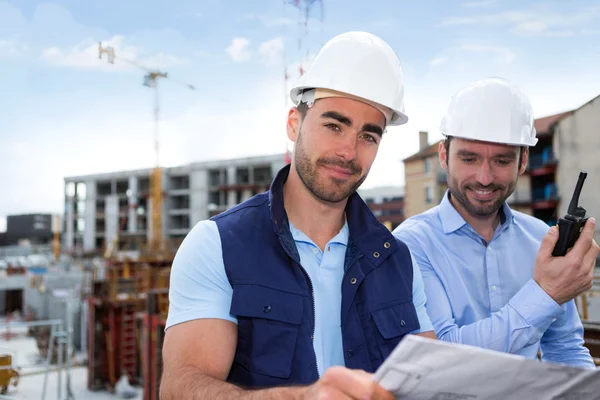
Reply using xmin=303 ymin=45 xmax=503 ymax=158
xmin=291 ymin=86 xmax=409 ymax=126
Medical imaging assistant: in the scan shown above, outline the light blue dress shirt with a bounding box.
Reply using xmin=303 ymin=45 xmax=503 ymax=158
xmin=393 ymin=191 xmax=595 ymax=369
xmin=166 ymin=218 xmax=434 ymax=376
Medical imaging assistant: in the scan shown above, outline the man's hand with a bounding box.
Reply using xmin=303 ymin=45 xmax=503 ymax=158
xmin=533 ymin=217 xmax=599 ymax=305
xmin=303 ymin=366 xmax=394 ymax=400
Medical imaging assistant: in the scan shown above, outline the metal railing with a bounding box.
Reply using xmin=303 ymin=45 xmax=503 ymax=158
xmin=0 ymin=298 xmax=76 ymax=400
xmin=532 ymin=184 xmax=559 ymax=202
xmin=528 ymin=145 xmax=557 ymax=170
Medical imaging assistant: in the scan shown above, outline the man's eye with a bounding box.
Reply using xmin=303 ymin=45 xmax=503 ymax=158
xmin=461 ymin=157 xmax=475 ymax=163
xmin=361 ymin=133 xmax=377 ymax=143
xmin=496 ymin=159 xmax=512 ymax=166
xmin=325 ymin=123 xmax=340 ymax=131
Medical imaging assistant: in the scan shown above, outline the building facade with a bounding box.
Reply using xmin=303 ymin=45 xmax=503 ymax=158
xmin=554 ymin=95 xmax=600 ymax=244
xmin=63 ymin=154 xmax=287 ymax=254
xmin=403 ymin=131 xmax=448 ymax=218
xmin=0 ymin=213 xmax=56 ymax=246
xmin=358 ymin=186 xmax=405 ymax=231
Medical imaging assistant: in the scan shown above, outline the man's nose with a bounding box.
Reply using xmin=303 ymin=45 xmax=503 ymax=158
xmin=475 ymin=162 xmax=494 ymax=186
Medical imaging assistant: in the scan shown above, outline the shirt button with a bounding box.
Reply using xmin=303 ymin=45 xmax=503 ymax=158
xmin=347 ymin=349 xmax=354 ymax=358
xmin=373 ymin=251 xmax=380 ymax=258
xmin=491 ymin=285 xmax=497 ymax=291
xmin=263 ymin=305 xmax=271 ymax=313
xmin=383 ymin=242 xmax=390 ymax=249
xmin=312 ymin=247 xmax=319 ymax=254
xmin=350 ymin=277 xmax=357 ymax=284
xmin=400 ymin=320 xmax=406 ymax=326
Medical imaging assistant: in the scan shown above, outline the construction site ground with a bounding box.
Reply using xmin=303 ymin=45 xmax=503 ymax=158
xmin=1 ymin=326 xmax=142 ymax=399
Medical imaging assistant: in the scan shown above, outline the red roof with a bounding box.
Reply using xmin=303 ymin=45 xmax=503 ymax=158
xmin=534 ymin=111 xmax=573 ymax=135
xmin=403 ymin=141 xmax=441 ymax=162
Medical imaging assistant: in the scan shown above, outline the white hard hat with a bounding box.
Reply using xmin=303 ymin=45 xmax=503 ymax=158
xmin=290 ymin=31 xmax=408 ymax=126
xmin=440 ymin=77 xmax=538 ymax=147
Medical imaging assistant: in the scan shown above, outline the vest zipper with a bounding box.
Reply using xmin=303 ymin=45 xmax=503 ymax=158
xmin=279 ymin=237 xmax=319 ymax=377
xmin=340 ymin=251 xmax=362 ymax=363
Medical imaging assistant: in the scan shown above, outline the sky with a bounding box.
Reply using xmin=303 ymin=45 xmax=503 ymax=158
xmin=1 ymin=0 xmax=599 ymax=232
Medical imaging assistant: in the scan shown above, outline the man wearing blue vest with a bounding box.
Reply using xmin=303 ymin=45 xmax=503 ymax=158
xmin=394 ymin=78 xmax=597 ymax=369
xmin=160 ymin=31 xmax=435 ymax=399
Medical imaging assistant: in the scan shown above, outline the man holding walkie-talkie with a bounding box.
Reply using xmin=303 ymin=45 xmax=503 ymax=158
xmin=394 ymin=77 xmax=598 ymax=369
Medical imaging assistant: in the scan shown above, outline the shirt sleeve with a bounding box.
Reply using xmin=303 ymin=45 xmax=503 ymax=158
xmin=165 ymin=220 xmax=237 ymax=331
xmin=409 ymin=251 xmax=435 ymax=334
xmin=394 ymin=228 xmax=565 ymax=353
xmin=539 ymin=299 xmax=596 ymax=369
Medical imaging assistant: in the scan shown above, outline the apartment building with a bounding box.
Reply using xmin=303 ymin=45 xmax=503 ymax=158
xmin=63 ymin=154 xmax=287 ymax=254
xmin=403 ymin=131 xmax=448 ymax=218
xmin=552 ymin=95 xmax=600 ymax=243
xmin=358 ymin=186 xmax=405 ymax=231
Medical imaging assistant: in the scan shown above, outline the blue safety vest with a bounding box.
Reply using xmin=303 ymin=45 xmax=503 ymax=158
xmin=212 ymin=164 xmax=418 ymax=388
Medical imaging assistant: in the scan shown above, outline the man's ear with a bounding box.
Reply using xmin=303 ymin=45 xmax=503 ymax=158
xmin=439 ymin=141 xmax=448 ymax=170
xmin=287 ymin=107 xmax=301 ymax=143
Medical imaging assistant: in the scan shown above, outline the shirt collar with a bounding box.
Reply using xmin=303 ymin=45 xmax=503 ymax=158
xmin=289 ymin=219 xmax=349 ymax=247
xmin=268 ymin=164 xmax=396 ymax=267
xmin=439 ymin=190 xmax=515 ymax=235
xmin=439 ymin=190 xmax=467 ymax=234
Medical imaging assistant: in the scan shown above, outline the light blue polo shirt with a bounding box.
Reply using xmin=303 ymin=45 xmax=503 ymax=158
xmin=166 ymin=218 xmax=433 ymax=376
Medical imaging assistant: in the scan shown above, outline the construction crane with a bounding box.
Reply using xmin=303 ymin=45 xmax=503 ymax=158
xmin=282 ymin=0 xmax=325 ymax=164
xmin=98 ymin=42 xmax=195 ymax=259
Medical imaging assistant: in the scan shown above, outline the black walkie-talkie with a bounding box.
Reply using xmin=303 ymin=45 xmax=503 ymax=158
xmin=552 ymin=171 xmax=589 ymax=257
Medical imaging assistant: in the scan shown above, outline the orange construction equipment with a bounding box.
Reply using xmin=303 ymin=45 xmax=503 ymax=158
xmin=0 ymin=354 xmax=19 ymax=394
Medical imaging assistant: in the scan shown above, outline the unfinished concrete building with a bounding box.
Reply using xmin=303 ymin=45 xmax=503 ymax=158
xmin=62 ymin=154 xmax=287 ymax=254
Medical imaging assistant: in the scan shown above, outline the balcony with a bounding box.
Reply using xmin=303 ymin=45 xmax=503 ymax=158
xmin=532 ymin=183 xmax=559 ymax=210
xmin=169 ymin=194 xmax=190 ymax=212
xmin=367 ymin=200 xmax=404 ymax=212
xmin=528 ymin=146 xmax=557 ymax=176
xmin=170 ymin=175 xmax=190 ymax=190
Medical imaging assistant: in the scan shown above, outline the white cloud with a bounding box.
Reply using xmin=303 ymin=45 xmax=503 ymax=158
xmin=259 ymin=37 xmax=283 ymax=65
xmin=512 ymin=20 xmax=574 ymax=37
xmin=441 ymin=11 xmax=527 ymax=27
xmin=582 ymin=29 xmax=600 ymax=36
xmin=426 ymin=44 xmax=515 ymax=71
xmin=513 ymin=20 xmax=547 ymax=33
xmin=0 ymin=39 xmax=27 ymax=56
xmin=459 ymin=44 xmax=515 ymax=63
xmin=42 ymin=35 xmax=188 ymax=70
xmin=226 ymin=37 xmax=251 ymax=62
xmin=429 ymin=57 xmax=448 ymax=67
xmin=461 ymin=0 xmax=499 ymax=7
xmin=441 ymin=6 xmax=600 ymax=37
xmin=242 ymin=13 xmax=295 ymax=27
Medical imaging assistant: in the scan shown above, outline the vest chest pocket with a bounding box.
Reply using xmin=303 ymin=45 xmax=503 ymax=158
xmin=230 ymin=284 xmax=303 ymax=379
xmin=365 ymin=301 xmax=420 ymax=362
